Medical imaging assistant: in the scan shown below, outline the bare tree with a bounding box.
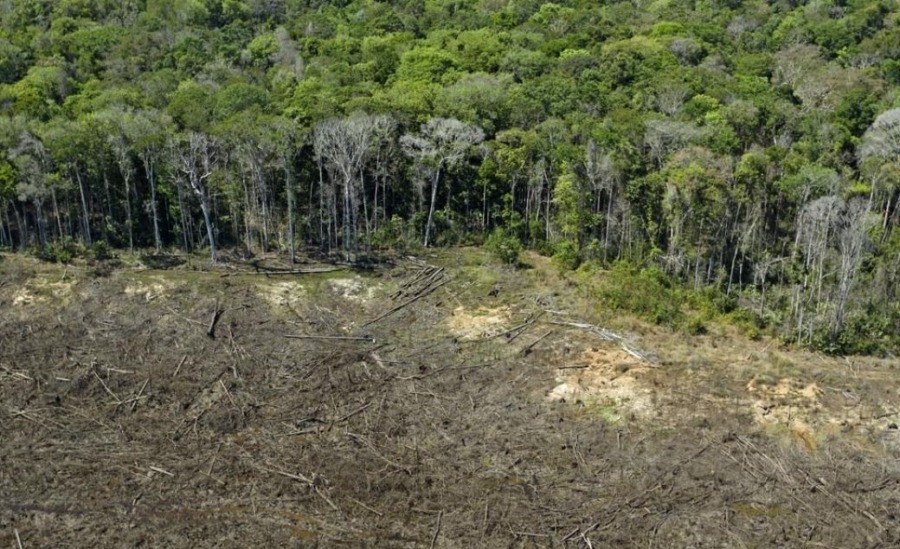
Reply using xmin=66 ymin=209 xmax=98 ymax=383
xmin=368 ymin=114 xmax=398 ymax=234
xmin=654 ymin=84 xmax=689 ymax=116
xmin=860 ymin=109 xmax=900 ymax=232
xmin=171 ymin=132 xmax=219 ymax=262
xmin=833 ymin=198 xmax=872 ymax=336
xmin=793 ymin=195 xmax=843 ymax=343
xmin=401 ymin=118 xmax=484 ymax=247
xmin=644 ymin=119 xmax=701 ymax=167
xmin=314 ymin=113 xmax=378 ymax=260
xmin=585 ymin=139 xmax=622 ymax=259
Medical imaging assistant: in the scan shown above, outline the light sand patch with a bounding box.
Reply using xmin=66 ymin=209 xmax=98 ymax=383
xmin=328 ymin=277 xmax=381 ymax=304
xmin=746 ymin=378 xmax=825 ymax=450
xmin=257 ymin=281 xmax=307 ymax=310
xmin=548 ymin=347 xmax=654 ymax=421
xmin=124 ymin=277 xmax=177 ymax=302
xmin=445 ymin=306 xmax=512 ymax=340
xmin=12 ymin=276 xmax=75 ymax=306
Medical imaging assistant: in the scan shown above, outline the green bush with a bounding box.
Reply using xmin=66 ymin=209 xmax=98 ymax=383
xmin=552 ymin=239 xmax=580 ymax=271
xmin=589 ymin=262 xmax=684 ymax=327
xmin=90 ymin=240 xmax=116 ymax=261
xmin=37 ymin=237 xmax=82 ymax=264
xmin=485 ymin=228 xmax=522 ymax=265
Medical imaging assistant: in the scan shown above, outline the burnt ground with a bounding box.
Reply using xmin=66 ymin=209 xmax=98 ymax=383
xmin=1 ymin=249 xmax=899 ymax=548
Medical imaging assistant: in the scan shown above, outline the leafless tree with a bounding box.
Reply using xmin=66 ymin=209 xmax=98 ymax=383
xmin=859 ymin=108 xmax=900 ymax=233
xmin=668 ymin=37 xmax=703 ymax=65
xmin=793 ymin=195 xmax=842 ymax=343
xmin=773 ymin=44 xmax=823 ymax=89
xmin=860 ymin=108 xmax=900 ymax=163
xmin=655 ymin=84 xmax=689 ymax=116
xmin=314 ymin=113 xmax=378 ymax=260
xmin=171 ymin=132 xmax=219 ymax=262
xmin=644 ymin=119 xmax=701 ymax=167
xmin=368 ymin=114 xmax=398 ymax=234
xmin=585 ymin=140 xmax=622 ymax=258
xmin=833 ymin=198 xmax=872 ymax=336
xmin=401 ymin=118 xmax=484 ymax=247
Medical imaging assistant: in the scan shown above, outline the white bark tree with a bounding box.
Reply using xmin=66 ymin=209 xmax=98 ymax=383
xmin=860 ymin=108 xmax=900 ymax=233
xmin=313 ymin=113 xmax=379 ymax=261
xmin=171 ymin=132 xmax=218 ymax=262
xmin=400 ymin=117 xmax=484 ymax=247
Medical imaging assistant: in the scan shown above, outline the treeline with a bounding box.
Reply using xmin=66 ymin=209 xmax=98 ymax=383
xmin=1 ymin=0 xmax=899 ymax=353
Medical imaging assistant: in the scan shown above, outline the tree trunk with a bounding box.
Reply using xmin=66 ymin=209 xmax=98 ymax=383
xmin=102 ymin=168 xmax=113 ymax=244
xmin=177 ymin=184 xmax=189 ymax=251
xmin=424 ymin=167 xmax=441 ymax=247
xmin=51 ymin=187 xmax=63 ymax=241
xmin=147 ymin=159 xmax=161 ymax=251
xmin=199 ymin=193 xmax=217 ymax=263
xmin=285 ymin=165 xmax=296 ymax=264
xmin=124 ymin=172 xmax=134 ymax=254
xmin=0 ymin=200 xmax=8 ymax=247
xmin=74 ymin=170 xmax=92 ymax=246
xmin=343 ymin=176 xmax=353 ymax=261
xmin=13 ymin=202 xmax=27 ymax=250
xmin=35 ymin=201 xmax=46 ymax=247
xmin=360 ymin=169 xmax=371 ymax=253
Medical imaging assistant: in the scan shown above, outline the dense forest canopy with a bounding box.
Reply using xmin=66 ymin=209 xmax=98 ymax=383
xmin=0 ymin=0 xmax=899 ymax=353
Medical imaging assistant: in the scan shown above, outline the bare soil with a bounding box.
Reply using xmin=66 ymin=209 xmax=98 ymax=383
xmin=1 ymin=249 xmax=899 ymax=547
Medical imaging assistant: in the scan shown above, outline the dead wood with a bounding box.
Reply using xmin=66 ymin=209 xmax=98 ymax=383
xmin=207 ymin=299 xmax=223 ymax=339
xmin=254 ymin=267 xmax=347 ymax=275
xmin=521 ymin=330 xmax=554 ymax=355
xmin=285 ymin=334 xmax=376 ymax=343
xmin=362 ymin=278 xmax=449 ymax=327
xmin=549 ymin=320 xmax=656 ymax=365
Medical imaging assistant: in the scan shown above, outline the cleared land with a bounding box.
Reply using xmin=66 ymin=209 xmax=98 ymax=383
xmin=1 ymin=249 xmax=899 ymax=547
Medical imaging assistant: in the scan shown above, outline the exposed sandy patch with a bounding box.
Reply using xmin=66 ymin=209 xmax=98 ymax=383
xmin=746 ymin=378 xmax=823 ymax=450
xmin=12 ymin=276 xmax=75 ymax=306
xmin=445 ymin=306 xmax=512 ymax=340
xmin=124 ymin=276 xmax=179 ymax=302
xmin=328 ymin=277 xmax=380 ymax=304
xmin=257 ymin=281 xmax=307 ymax=310
xmin=548 ymin=347 xmax=655 ymax=421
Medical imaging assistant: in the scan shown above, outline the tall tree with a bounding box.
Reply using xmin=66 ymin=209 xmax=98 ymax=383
xmin=171 ymin=131 xmax=219 ymax=262
xmin=314 ymin=113 xmax=378 ymax=260
xmin=401 ymin=117 xmax=485 ymax=247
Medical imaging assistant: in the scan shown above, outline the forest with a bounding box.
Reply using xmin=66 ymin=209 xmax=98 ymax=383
xmin=0 ymin=0 xmax=899 ymax=354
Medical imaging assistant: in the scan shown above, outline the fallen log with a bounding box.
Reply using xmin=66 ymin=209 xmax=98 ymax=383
xmin=285 ymin=334 xmax=376 ymax=343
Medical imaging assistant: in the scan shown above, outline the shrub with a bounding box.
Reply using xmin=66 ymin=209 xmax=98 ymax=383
xmin=485 ymin=228 xmax=522 ymax=265
xmin=90 ymin=240 xmax=116 ymax=261
xmin=552 ymin=239 xmax=580 ymax=271
xmin=588 ymin=261 xmax=684 ymax=327
xmin=37 ymin=237 xmax=81 ymax=264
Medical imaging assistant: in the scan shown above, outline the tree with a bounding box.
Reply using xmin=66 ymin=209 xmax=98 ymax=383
xmin=313 ymin=113 xmax=378 ymax=260
xmin=860 ymin=109 xmax=900 ymax=234
xmin=833 ymin=198 xmax=872 ymax=338
xmin=125 ymin=109 xmax=173 ymax=251
xmin=40 ymin=118 xmax=96 ymax=246
xmin=585 ymin=140 xmax=624 ymax=259
xmin=171 ymin=131 xmax=219 ymax=262
xmin=94 ymin=106 xmax=138 ymax=253
xmin=401 ymin=117 xmax=485 ymax=247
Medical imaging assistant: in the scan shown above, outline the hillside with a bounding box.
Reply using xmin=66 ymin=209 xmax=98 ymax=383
xmin=0 ymin=0 xmax=898 ymax=353
xmin=1 ymin=250 xmax=900 ymax=546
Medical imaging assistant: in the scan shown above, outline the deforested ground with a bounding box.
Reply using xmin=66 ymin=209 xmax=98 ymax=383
xmin=1 ymin=249 xmax=899 ymax=547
